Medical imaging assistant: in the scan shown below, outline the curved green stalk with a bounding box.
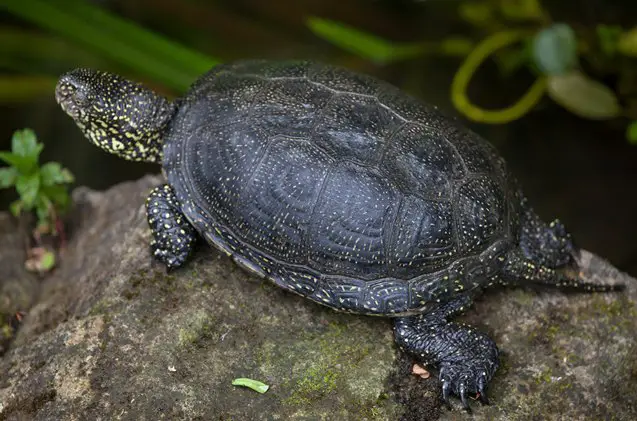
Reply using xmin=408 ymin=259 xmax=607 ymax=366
xmin=451 ymin=30 xmax=547 ymax=124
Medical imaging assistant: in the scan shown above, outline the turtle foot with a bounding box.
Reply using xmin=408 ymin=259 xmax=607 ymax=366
xmin=393 ymin=295 xmax=499 ymax=411
xmin=438 ymin=347 xmax=496 ymax=412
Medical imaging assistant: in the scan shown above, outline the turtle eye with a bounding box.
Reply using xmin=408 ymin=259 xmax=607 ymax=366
xmin=72 ymin=87 xmax=89 ymax=108
xmin=55 ymin=76 xmax=92 ymax=120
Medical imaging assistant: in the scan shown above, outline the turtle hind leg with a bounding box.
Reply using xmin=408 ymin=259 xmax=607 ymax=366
xmin=393 ymin=295 xmax=499 ymax=412
xmin=514 ymin=199 xmax=624 ymax=292
xmin=146 ymin=184 xmax=198 ymax=270
xmin=519 ymin=197 xmax=577 ymax=268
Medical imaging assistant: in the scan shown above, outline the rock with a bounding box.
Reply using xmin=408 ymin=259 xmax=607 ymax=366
xmin=0 ymin=213 xmax=38 ymax=356
xmin=0 ymin=175 xmax=635 ymax=420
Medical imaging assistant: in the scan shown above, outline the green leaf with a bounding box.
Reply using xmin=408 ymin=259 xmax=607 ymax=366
xmin=40 ymin=162 xmax=75 ymax=186
xmin=0 ymin=166 xmax=18 ymax=188
xmin=626 ymin=121 xmax=637 ymax=144
xmin=12 ymin=128 xmax=41 ymax=158
xmin=42 ymin=184 xmax=70 ymax=209
xmin=232 ymin=378 xmax=270 ymax=394
xmin=0 ymin=151 xmax=31 ymax=173
xmin=5 ymin=129 xmax=42 ymax=173
xmin=15 ymin=172 xmax=40 ymax=208
xmin=547 ymin=70 xmax=621 ymax=120
xmin=40 ymin=250 xmax=56 ymax=271
xmin=9 ymin=200 xmax=23 ymax=217
xmin=533 ymin=23 xmax=578 ymax=75
xmin=60 ymin=168 xmax=74 ymax=184
xmin=306 ymin=16 xmax=426 ymax=63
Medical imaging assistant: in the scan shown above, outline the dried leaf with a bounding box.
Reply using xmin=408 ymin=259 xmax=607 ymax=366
xmin=412 ymin=363 xmax=431 ymax=379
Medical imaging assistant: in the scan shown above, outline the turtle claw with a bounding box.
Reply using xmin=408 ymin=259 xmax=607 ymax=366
xmin=478 ymin=375 xmax=490 ymax=405
xmin=442 ymin=378 xmax=452 ymax=410
xmin=459 ymin=385 xmax=471 ymax=412
xmin=478 ymin=392 xmax=490 ymax=405
xmin=439 ymin=366 xmax=493 ymax=411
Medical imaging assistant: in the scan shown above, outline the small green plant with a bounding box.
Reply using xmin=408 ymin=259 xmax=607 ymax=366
xmin=0 ymin=128 xmax=74 ymax=233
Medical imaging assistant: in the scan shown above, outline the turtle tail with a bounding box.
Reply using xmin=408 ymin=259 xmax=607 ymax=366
xmin=501 ymin=248 xmax=624 ymax=292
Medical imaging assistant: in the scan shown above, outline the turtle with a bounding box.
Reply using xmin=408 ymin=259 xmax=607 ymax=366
xmin=55 ymin=59 xmax=624 ymax=411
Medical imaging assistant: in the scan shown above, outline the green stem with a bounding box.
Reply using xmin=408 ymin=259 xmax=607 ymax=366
xmin=451 ymin=30 xmax=547 ymax=124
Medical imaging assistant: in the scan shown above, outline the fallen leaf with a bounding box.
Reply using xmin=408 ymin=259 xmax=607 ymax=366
xmin=412 ymin=363 xmax=430 ymax=379
xmin=232 ymin=378 xmax=270 ymax=394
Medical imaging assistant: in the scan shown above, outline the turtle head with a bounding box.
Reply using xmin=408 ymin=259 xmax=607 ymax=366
xmin=55 ymin=68 xmax=176 ymax=163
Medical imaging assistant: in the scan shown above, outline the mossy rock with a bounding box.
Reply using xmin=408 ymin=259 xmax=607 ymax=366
xmin=0 ymin=175 xmax=636 ymax=420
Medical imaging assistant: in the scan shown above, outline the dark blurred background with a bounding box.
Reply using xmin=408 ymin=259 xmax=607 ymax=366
xmin=1 ymin=0 xmax=637 ymax=275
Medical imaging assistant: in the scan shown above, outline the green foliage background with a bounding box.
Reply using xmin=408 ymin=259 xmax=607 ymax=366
xmin=1 ymin=0 xmax=637 ymax=199
xmin=2 ymin=0 xmax=637 ymax=134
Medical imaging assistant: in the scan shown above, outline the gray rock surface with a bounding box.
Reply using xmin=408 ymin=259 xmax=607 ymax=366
xmin=0 ymin=174 xmax=636 ymax=420
xmin=0 ymin=213 xmax=39 ymax=356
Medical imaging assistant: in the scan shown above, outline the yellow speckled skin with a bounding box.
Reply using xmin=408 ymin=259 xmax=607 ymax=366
xmin=56 ymin=69 xmax=175 ymax=163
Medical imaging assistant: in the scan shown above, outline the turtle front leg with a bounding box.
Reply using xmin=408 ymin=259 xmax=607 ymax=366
xmin=393 ymin=295 xmax=499 ymax=412
xmin=146 ymin=184 xmax=198 ymax=270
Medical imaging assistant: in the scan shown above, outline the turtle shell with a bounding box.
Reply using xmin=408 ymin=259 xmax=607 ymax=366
xmin=163 ymin=60 xmax=520 ymax=316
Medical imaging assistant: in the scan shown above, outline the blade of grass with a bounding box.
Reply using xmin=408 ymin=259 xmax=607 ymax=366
xmin=2 ymin=0 xmax=219 ymax=91
xmin=0 ymin=28 xmax=105 ymax=72
xmin=0 ymin=76 xmax=57 ymax=102
xmin=0 ymin=29 xmax=80 ymax=60
xmin=306 ymin=16 xmax=429 ymax=64
xmin=67 ymin=0 xmax=217 ymax=76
